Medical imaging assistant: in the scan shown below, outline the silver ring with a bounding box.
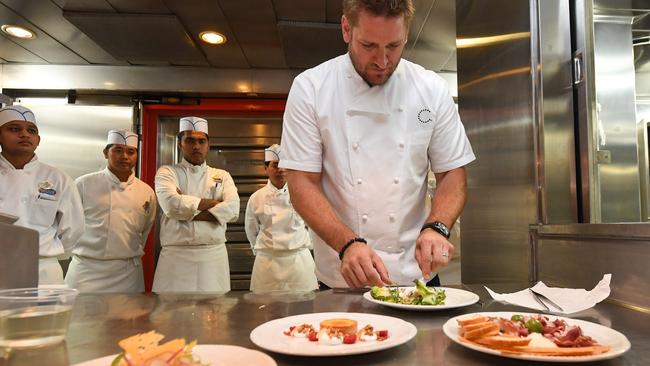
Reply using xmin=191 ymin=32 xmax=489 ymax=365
xmin=441 ymin=252 xmax=449 ymax=257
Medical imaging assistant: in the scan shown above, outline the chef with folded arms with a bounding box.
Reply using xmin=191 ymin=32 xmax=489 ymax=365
xmin=153 ymin=117 xmax=240 ymax=292
xmin=245 ymin=144 xmax=318 ymax=292
xmin=65 ymin=129 xmax=156 ymax=293
xmin=279 ymin=0 xmax=475 ymax=288
xmin=0 ymin=105 xmax=84 ymax=285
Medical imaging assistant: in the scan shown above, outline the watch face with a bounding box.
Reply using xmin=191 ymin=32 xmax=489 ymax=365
xmin=433 ymin=222 xmax=450 ymax=238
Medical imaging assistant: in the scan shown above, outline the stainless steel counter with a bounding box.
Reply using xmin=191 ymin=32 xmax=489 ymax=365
xmin=3 ymin=284 xmax=649 ymax=365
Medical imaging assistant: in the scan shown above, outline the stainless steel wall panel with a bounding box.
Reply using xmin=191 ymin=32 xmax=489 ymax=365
xmin=637 ymin=101 xmax=650 ymax=220
xmin=405 ymin=0 xmax=456 ymax=71
xmin=636 ymin=44 xmax=650 ymax=97
xmin=461 ymin=229 xmax=532 ymax=284
xmin=573 ymin=0 xmax=599 ymax=222
xmin=593 ymin=17 xmax=642 ymax=222
xmin=458 ymin=0 xmax=577 ymax=283
xmin=533 ymin=223 xmax=650 ymax=310
xmin=12 ymin=99 xmax=133 ymax=179
xmin=537 ymin=0 xmax=578 ymax=223
xmin=457 ymin=0 xmax=536 ymax=284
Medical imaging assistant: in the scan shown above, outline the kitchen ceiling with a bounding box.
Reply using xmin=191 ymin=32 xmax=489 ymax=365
xmin=0 ymin=0 xmax=458 ymax=72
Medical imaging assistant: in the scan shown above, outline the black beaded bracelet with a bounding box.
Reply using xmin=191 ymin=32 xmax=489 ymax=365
xmin=338 ymin=237 xmax=367 ymax=260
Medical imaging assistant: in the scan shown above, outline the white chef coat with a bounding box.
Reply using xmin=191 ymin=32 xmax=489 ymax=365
xmin=64 ymin=168 xmax=156 ymax=292
xmin=153 ymin=158 xmax=240 ymax=292
xmin=245 ymin=180 xmax=317 ymax=292
xmin=0 ymin=153 xmax=84 ymax=285
xmin=280 ymin=53 xmax=476 ymax=287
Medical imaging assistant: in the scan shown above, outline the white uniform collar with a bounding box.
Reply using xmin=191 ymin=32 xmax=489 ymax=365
xmin=180 ymin=157 xmax=207 ymax=173
xmin=266 ymin=179 xmax=288 ymax=193
xmin=342 ymin=53 xmax=395 ymax=115
xmin=0 ymin=153 xmax=38 ymax=170
xmin=103 ymin=167 xmax=134 ymax=189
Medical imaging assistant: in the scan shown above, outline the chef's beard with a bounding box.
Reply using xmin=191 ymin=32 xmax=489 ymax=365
xmin=348 ymin=46 xmax=402 ymax=87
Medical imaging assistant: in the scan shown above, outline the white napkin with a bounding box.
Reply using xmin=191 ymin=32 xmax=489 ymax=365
xmin=485 ymin=274 xmax=611 ymax=314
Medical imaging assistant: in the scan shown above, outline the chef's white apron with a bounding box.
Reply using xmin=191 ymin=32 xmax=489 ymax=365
xmin=65 ymin=255 xmax=144 ymax=293
xmin=250 ymin=248 xmax=317 ymax=292
xmin=152 ymin=245 xmax=230 ymax=293
xmin=38 ymin=257 xmax=64 ymax=285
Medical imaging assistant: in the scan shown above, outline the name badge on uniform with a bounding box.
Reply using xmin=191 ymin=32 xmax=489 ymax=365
xmin=212 ymin=175 xmax=223 ymax=190
xmin=143 ymin=200 xmax=151 ymax=214
xmin=37 ymin=179 xmax=57 ymax=200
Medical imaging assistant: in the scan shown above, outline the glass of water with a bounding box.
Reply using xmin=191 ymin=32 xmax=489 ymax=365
xmin=0 ymin=287 xmax=78 ymax=349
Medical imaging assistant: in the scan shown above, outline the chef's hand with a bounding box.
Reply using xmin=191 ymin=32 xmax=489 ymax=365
xmin=415 ymin=230 xmax=454 ymax=280
xmin=340 ymin=243 xmax=392 ymax=288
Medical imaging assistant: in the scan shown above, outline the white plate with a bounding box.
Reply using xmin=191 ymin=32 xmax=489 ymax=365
xmin=442 ymin=311 xmax=631 ymax=363
xmin=72 ymin=344 xmax=277 ymax=366
xmin=363 ymin=286 xmax=480 ymax=311
xmin=250 ymin=312 xmax=417 ymax=356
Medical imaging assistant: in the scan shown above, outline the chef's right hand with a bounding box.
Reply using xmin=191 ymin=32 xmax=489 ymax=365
xmin=340 ymin=243 xmax=392 ymax=288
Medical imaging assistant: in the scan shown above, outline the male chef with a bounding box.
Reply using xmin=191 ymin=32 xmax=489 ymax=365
xmin=0 ymin=105 xmax=84 ymax=284
xmin=279 ymin=0 xmax=475 ymax=288
xmin=153 ymin=117 xmax=240 ymax=292
xmin=65 ymin=129 xmax=156 ymax=292
xmin=245 ymin=144 xmax=317 ymax=292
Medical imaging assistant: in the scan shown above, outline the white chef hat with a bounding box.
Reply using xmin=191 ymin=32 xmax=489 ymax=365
xmin=179 ymin=116 xmax=208 ymax=134
xmin=0 ymin=105 xmax=37 ymax=128
xmin=264 ymin=144 xmax=281 ymax=162
xmin=107 ymin=129 xmax=138 ymax=148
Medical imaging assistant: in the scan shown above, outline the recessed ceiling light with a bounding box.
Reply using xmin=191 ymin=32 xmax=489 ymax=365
xmin=1 ymin=24 xmax=36 ymax=39
xmin=199 ymin=31 xmax=226 ymax=45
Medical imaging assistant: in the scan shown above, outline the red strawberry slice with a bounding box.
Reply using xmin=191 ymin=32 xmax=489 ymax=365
xmin=343 ymin=334 xmax=357 ymax=344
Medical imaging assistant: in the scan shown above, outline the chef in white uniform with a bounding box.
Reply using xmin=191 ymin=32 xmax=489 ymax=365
xmin=153 ymin=117 xmax=240 ymax=292
xmin=65 ymin=129 xmax=156 ymax=292
xmin=245 ymin=144 xmax=318 ymax=292
xmin=279 ymin=0 xmax=475 ymax=288
xmin=0 ymin=105 xmax=84 ymax=285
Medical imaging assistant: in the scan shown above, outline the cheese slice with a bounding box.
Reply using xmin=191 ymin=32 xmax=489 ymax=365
xmin=118 ymin=331 xmax=185 ymax=364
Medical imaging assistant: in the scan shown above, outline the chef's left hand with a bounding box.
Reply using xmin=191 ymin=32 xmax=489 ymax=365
xmin=415 ymin=230 xmax=454 ymax=280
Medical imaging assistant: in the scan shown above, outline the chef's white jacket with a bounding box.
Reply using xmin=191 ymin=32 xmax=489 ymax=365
xmin=71 ymin=168 xmax=156 ymax=259
xmin=0 ymin=153 xmax=84 ymax=284
xmin=280 ymin=53 xmax=476 ymax=287
xmin=65 ymin=168 xmax=156 ymax=292
xmin=155 ymin=158 xmax=240 ymax=247
xmin=245 ymin=180 xmax=317 ymax=292
xmin=245 ymin=180 xmax=311 ymax=253
xmin=153 ymin=158 xmax=239 ymax=292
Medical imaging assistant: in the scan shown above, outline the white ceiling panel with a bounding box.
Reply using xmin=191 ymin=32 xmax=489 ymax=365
xmin=63 ymin=12 xmax=208 ymax=66
xmin=273 ymin=0 xmax=326 ymax=22
xmin=219 ymin=0 xmax=286 ymax=68
xmin=165 ymin=0 xmax=250 ymax=68
xmin=0 ymin=36 xmax=45 ymax=63
xmin=1 ymin=0 xmax=120 ymax=64
xmin=0 ymin=2 xmax=88 ymax=64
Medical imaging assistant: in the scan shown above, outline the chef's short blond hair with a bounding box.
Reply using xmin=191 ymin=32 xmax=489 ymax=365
xmin=343 ymin=0 xmax=415 ymax=28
